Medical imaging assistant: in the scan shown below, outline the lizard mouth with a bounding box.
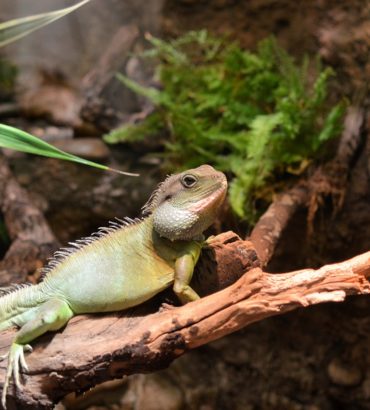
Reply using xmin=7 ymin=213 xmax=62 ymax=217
xmin=188 ymin=176 xmax=227 ymax=215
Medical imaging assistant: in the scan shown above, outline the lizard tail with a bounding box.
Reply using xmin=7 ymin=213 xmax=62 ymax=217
xmin=0 ymin=283 xmax=48 ymax=331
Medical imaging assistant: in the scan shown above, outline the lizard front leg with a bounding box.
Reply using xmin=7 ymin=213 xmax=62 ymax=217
xmin=173 ymin=245 xmax=201 ymax=304
xmin=1 ymin=298 xmax=74 ymax=408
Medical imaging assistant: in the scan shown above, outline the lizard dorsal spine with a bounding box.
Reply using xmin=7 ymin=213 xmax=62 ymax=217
xmin=39 ymin=217 xmax=142 ymax=278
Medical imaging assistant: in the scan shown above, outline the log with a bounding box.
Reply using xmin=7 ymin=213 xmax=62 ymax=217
xmin=0 ymin=232 xmax=369 ymax=409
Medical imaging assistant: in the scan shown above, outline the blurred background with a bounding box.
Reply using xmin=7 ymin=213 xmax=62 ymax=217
xmin=0 ymin=1 xmax=369 ymax=409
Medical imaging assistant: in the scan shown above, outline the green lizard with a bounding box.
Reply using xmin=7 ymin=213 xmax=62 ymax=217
xmin=0 ymin=164 xmax=227 ymax=407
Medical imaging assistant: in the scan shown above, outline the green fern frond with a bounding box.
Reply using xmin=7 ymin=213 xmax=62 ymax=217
xmin=107 ymin=32 xmax=345 ymax=222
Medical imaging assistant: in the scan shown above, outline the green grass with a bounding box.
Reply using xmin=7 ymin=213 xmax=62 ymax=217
xmin=0 ymin=124 xmax=139 ymax=176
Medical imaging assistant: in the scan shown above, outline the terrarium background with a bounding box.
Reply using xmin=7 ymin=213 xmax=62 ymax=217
xmin=1 ymin=1 xmax=370 ymax=409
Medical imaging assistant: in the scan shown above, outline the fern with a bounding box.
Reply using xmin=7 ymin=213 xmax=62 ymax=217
xmin=105 ymin=31 xmax=345 ymax=221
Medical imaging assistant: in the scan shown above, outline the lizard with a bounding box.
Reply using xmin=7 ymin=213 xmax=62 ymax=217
xmin=0 ymin=164 xmax=227 ymax=408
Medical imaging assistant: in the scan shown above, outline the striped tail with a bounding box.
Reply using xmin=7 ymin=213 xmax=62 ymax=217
xmin=0 ymin=283 xmax=48 ymax=331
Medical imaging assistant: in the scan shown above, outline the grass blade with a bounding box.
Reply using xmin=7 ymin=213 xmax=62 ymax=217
xmin=0 ymin=0 xmax=92 ymax=48
xmin=0 ymin=124 xmax=138 ymax=176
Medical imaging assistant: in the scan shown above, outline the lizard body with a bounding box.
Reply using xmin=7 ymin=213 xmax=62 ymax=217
xmin=0 ymin=164 xmax=227 ymax=407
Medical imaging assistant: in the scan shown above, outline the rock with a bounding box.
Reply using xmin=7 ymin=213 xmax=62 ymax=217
xmin=124 ymin=374 xmax=183 ymax=410
xmin=327 ymin=358 xmax=363 ymax=387
xmin=18 ymin=72 xmax=83 ymax=127
xmin=361 ymin=378 xmax=370 ymax=399
xmin=30 ymin=126 xmax=74 ymax=142
xmin=53 ymin=138 xmax=110 ymax=160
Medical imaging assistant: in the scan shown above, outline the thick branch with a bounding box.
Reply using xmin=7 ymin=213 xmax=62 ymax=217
xmin=0 ymin=157 xmax=59 ymax=285
xmin=250 ymin=185 xmax=309 ymax=266
xmin=0 ymin=232 xmax=368 ymax=409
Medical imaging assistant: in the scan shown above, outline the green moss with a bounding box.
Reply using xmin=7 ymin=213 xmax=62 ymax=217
xmin=105 ymin=30 xmax=345 ymax=222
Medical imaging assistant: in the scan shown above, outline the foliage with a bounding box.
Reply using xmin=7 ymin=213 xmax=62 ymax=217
xmin=105 ymin=30 xmax=345 ymax=221
xmin=0 ymin=124 xmax=138 ymax=176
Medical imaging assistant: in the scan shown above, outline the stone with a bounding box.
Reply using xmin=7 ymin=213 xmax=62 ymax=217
xmin=327 ymin=358 xmax=363 ymax=387
xmin=125 ymin=374 xmax=183 ymax=410
xmin=53 ymin=138 xmax=110 ymax=160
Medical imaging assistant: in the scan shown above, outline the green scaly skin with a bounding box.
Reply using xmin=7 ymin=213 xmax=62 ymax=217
xmin=0 ymin=164 xmax=227 ymax=408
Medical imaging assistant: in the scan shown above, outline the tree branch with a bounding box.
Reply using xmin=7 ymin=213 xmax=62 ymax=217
xmin=0 ymin=232 xmax=369 ymax=409
xmin=250 ymin=184 xmax=309 ymax=266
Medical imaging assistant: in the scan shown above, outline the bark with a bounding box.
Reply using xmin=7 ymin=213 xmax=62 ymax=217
xmin=0 ymin=232 xmax=369 ymax=410
xmin=250 ymin=185 xmax=309 ymax=266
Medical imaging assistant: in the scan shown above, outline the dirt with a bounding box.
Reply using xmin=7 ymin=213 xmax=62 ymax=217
xmin=161 ymin=0 xmax=370 ymax=98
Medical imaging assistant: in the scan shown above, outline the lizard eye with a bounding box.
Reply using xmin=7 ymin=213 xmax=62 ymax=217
xmin=181 ymin=174 xmax=198 ymax=188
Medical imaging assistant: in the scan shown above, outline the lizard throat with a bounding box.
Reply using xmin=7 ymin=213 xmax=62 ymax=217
xmin=152 ymin=202 xmax=201 ymax=241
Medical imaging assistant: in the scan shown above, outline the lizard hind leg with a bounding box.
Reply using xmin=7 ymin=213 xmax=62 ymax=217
xmin=1 ymin=298 xmax=74 ymax=408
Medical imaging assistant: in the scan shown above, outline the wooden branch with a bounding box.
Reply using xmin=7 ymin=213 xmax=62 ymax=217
xmin=0 ymin=232 xmax=369 ymax=409
xmin=0 ymin=157 xmax=59 ymax=285
xmin=250 ymin=185 xmax=309 ymax=266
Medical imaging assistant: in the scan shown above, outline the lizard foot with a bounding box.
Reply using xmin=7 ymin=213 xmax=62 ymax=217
xmin=1 ymin=343 xmax=32 ymax=409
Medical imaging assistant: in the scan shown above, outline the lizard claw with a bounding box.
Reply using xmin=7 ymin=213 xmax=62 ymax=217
xmin=1 ymin=343 xmax=31 ymax=409
xmin=24 ymin=344 xmax=32 ymax=353
xmin=159 ymin=302 xmax=177 ymax=312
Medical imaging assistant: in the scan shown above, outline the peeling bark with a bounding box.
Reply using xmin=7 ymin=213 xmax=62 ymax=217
xmin=0 ymin=231 xmax=368 ymax=409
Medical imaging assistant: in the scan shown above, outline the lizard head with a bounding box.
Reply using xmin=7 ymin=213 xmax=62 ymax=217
xmin=142 ymin=164 xmax=227 ymax=241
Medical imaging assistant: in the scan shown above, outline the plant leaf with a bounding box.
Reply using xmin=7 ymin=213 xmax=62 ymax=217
xmin=116 ymin=73 xmax=168 ymax=106
xmin=0 ymin=0 xmax=92 ymax=48
xmin=0 ymin=124 xmax=138 ymax=176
